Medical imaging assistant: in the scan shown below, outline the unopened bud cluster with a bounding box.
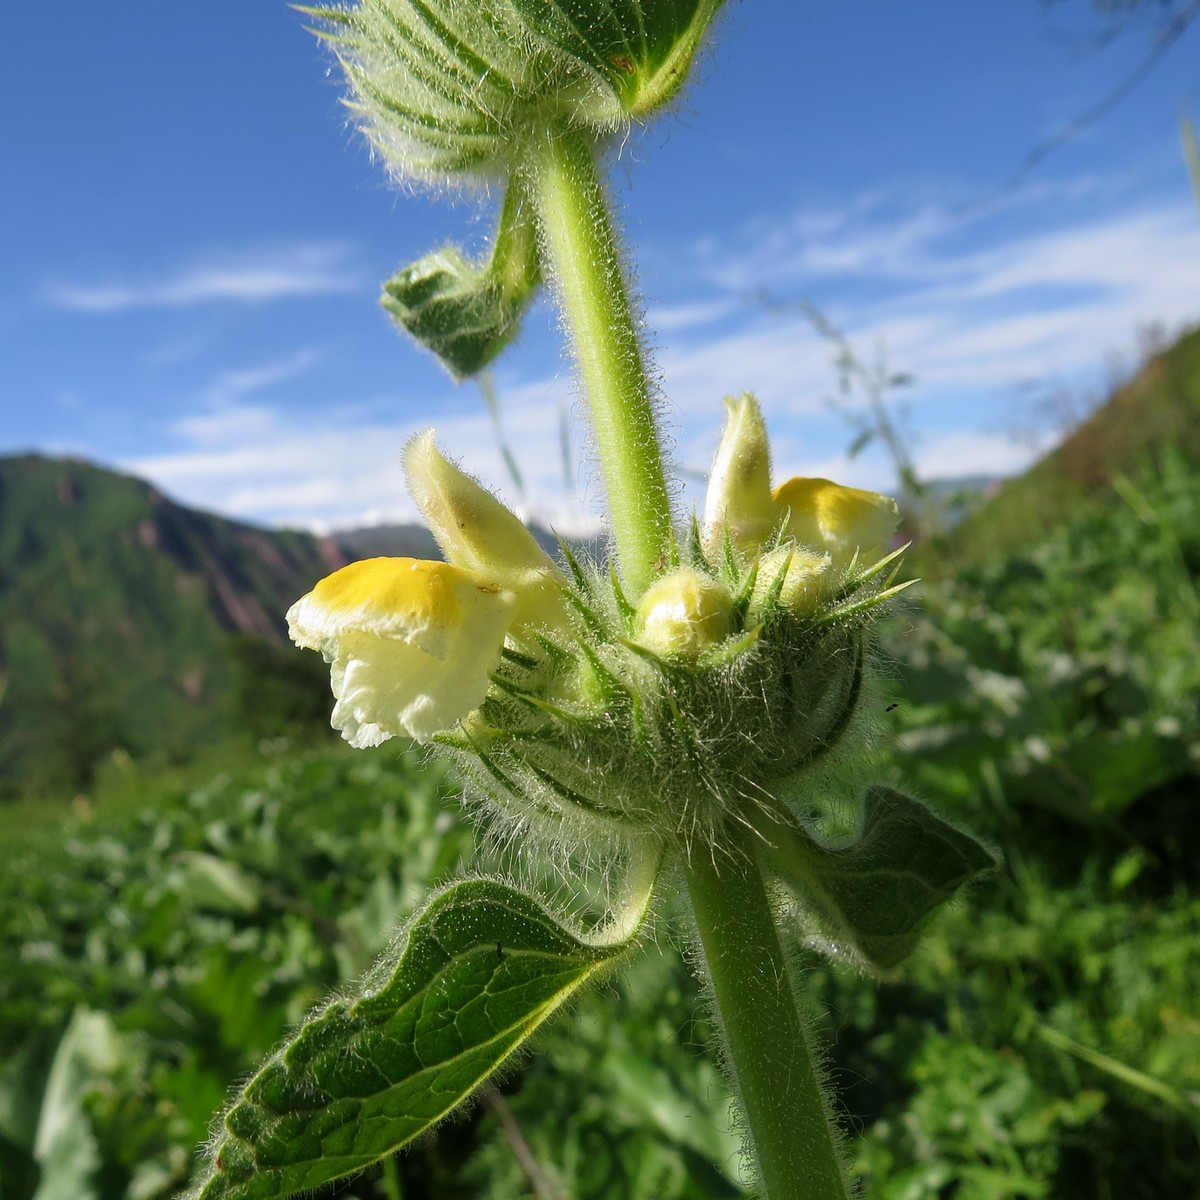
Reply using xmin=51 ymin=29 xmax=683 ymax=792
xmin=308 ymin=0 xmax=728 ymax=186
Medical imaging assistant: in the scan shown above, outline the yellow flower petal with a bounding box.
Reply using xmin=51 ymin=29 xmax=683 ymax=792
xmin=287 ymin=557 xmax=515 ymax=744
xmin=702 ymin=394 xmax=777 ymax=554
xmin=774 ymin=477 xmax=899 ymax=569
xmin=404 ymin=430 xmax=572 ymax=637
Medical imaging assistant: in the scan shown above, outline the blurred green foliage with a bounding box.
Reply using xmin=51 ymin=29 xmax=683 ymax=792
xmin=2 ymin=434 xmax=1198 ymax=1197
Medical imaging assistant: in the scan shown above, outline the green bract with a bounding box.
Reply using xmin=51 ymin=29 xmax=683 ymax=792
xmin=379 ymin=176 xmax=542 ymax=377
xmin=306 ymin=0 xmax=729 ymax=183
xmin=448 ymin=536 xmax=888 ymax=854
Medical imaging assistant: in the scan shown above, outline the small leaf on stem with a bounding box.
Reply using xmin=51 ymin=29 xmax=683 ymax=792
xmin=761 ymin=784 xmax=997 ymax=969
xmin=381 ymin=181 xmax=541 ymax=379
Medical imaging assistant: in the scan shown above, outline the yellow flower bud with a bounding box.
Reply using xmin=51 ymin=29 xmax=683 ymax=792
xmin=702 ymin=394 xmax=777 ymax=554
xmin=635 ymin=567 xmax=731 ymax=659
xmin=774 ymin=478 xmax=899 ymax=570
xmin=747 ymin=546 xmax=833 ymax=621
xmin=287 ymin=557 xmax=515 ymax=745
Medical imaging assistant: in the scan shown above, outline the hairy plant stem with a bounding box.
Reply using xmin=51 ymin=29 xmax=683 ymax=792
xmin=685 ymin=827 xmax=851 ymax=1200
xmin=528 ymin=125 xmax=673 ymax=598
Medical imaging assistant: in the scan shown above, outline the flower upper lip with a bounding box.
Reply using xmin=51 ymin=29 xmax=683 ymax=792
xmin=287 ymin=430 xmax=573 ymax=746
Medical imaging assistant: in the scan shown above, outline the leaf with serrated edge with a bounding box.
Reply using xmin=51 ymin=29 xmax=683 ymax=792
xmin=759 ymin=784 xmax=996 ymax=969
xmin=187 ymin=871 xmax=653 ymax=1200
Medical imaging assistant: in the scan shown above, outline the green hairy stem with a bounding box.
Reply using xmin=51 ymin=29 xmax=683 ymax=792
xmin=187 ymin=10 xmax=1000 ymax=1200
xmin=527 ymin=125 xmax=673 ymax=597
xmin=686 ymin=827 xmax=851 ymax=1200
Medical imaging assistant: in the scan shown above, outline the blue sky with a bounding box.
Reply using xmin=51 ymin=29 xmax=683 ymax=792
xmin=3 ymin=1 xmax=1198 ymax=534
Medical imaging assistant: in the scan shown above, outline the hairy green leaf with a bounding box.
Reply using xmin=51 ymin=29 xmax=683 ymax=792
xmin=381 ymin=180 xmax=541 ymax=378
xmin=762 ymin=784 xmax=996 ymax=969
xmin=187 ymin=876 xmax=646 ymax=1200
xmin=507 ymin=0 xmax=729 ymax=117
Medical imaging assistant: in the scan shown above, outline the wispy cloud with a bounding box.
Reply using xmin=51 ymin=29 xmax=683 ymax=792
xmin=119 ymin=180 xmax=1200 ymax=530
xmin=654 ymin=191 xmax=1200 ymax=454
xmin=121 ymin=381 xmax=602 ymax=537
xmin=44 ymin=242 xmax=365 ymax=313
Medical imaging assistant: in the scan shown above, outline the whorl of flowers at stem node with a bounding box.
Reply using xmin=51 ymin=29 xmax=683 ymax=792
xmin=289 ymin=397 xmax=908 ymax=857
xmin=303 ymin=0 xmax=729 ymax=186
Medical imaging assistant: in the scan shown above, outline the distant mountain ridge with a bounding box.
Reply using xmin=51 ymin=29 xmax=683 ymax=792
xmin=0 ymin=452 xmax=603 ymax=798
xmin=0 ymin=455 xmax=442 ymax=797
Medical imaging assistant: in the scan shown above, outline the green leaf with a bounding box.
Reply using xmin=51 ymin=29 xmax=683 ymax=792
xmin=508 ymin=0 xmax=729 ymax=117
xmin=381 ymin=179 xmax=541 ymax=378
xmin=173 ymin=852 xmax=260 ymax=914
xmin=187 ymin=876 xmax=649 ymax=1200
xmin=761 ymin=784 xmax=996 ymax=969
xmin=847 ymin=428 xmax=875 ymax=458
xmin=31 ymin=1010 xmax=124 ymax=1200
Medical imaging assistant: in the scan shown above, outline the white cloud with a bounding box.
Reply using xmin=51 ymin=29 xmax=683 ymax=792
xmin=914 ymin=430 xmax=1049 ymax=481
xmin=120 ymin=382 xmax=605 ymax=538
xmin=44 ymin=243 xmax=365 ymax=313
xmin=655 ymin=191 xmax=1200 ymax=449
xmin=119 ymin=181 xmax=1200 ymax=531
xmin=645 ymin=298 xmax=737 ymax=333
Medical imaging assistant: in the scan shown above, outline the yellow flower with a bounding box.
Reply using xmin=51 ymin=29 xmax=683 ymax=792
xmin=703 ymin=395 xmax=899 ymax=573
xmin=287 ymin=558 xmax=515 ymax=746
xmin=774 ymin=477 xmax=899 ymax=571
xmin=288 ymin=433 xmax=573 ymax=745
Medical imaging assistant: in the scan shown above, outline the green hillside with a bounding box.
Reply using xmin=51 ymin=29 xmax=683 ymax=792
xmin=0 ymin=456 xmax=351 ymax=798
xmin=0 ymin=454 xmax=603 ymax=802
xmin=938 ymin=325 xmax=1200 ymax=567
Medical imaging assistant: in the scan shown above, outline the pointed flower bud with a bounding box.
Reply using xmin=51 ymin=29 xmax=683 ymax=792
xmin=702 ymin=394 xmax=777 ymax=554
xmin=308 ymin=0 xmax=728 ymax=186
xmin=287 ymin=557 xmax=515 ymax=745
xmin=403 ymin=431 xmax=572 ymax=638
xmin=635 ymin=567 xmax=732 ymax=659
xmin=774 ymin=478 xmax=899 ymax=570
